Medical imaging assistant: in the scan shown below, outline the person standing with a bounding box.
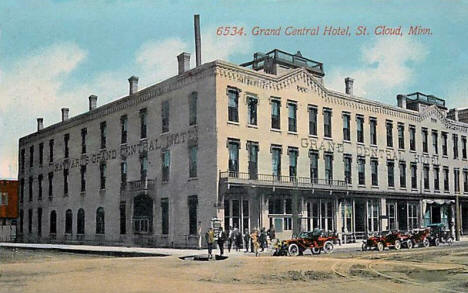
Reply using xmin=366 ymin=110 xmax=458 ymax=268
xmin=243 ymin=228 xmax=250 ymax=253
xmin=227 ymin=226 xmax=233 ymax=253
xmin=234 ymin=226 xmax=242 ymax=251
xmin=259 ymin=227 xmax=267 ymax=252
xmin=217 ymin=227 xmax=227 ymax=256
xmin=205 ymin=227 xmax=215 ymax=260
xmin=268 ymin=225 xmax=276 ymax=242
xmin=250 ymin=229 xmax=260 ymax=257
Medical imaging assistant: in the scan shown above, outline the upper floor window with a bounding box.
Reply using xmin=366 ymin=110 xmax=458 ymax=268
xmin=464 ymin=169 xmax=468 ymax=192
xmin=462 ymin=136 xmax=467 ymax=159
xmin=399 ymin=161 xmax=406 ymax=188
xmin=227 ymin=89 xmax=239 ymax=123
xmin=189 ymin=145 xmax=198 ymax=178
xmin=271 ymin=99 xmax=281 ymax=130
xmin=342 ymin=112 xmax=351 ymax=141
xmin=371 ymin=158 xmax=378 ymax=186
xmin=100 ymin=121 xmax=107 ymax=149
xmin=309 ymin=150 xmax=318 ymax=183
xmin=386 ymin=120 xmax=393 ymax=148
xmin=228 ymin=139 xmax=240 ymax=176
xmin=162 ymin=149 xmax=170 ymax=182
xmin=442 ymin=132 xmax=448 ymax=156
xmin=120 ymin=115 xmax=128 ymax=144
xmin=49 ymin=139 xmax=54 ymax=163
xmin=432 ymin=131 xmax=438 ymax=154
xmin=358 ymin=156 xmax=365 ymax=185
xmin=387 ymin=160 xmax=394 ymax=187
xmin=81 ymin=128 xmax=87 ymax=154
xmin=80 ymin=165 xmax=86 ymax=192
xmin=100 ymin=162 xmax=106 ymax=190
xmin=20 ymin=149 xmax=25 ymax=172
xmin=434 ymin=166 xmax=440 ymax=191
xmin=409 ymin=126 xmax=416 ymax=151
xmin=39 ymin=143 xmax=44 ymax=166
xmin=287 ymin=101 xmax=297 ymax=132
xmin=140 ymin=153 xmax=148 ymax=181
xmin=248 ymin=96 xmax=258 ymax=126
xmin=370 ymin=118 xmax=377 ymax=145
xmin=308 ymin=105 xmax=317 ymax=136
xmin=344 ymin=155 xmax=352 ymax=184
xmin=247 ymin=141 xmax=259 ymax=180
xmin=120 ymin=161 xmax=127 ymax=187
xmin=63 ymin=168 xmax=69 ymax=195
xmin=272 ymin=145 xmax=282 ymax=179
xmin=140 ymin=108 xmax=147 ymax=139
xmin=454 ymin=168 xmax=460 ymax=192
xmin=189 ymin=92 xmax=198 ymax=126
xmin=443 ymin=167 xmax=449 ymax=192
xmin=48 ymin=172 xmax=53 ymax=198
xmin=422 ymin=128 xmax=428 ymax=153
xmin=411 ymin=163 xmax=417 ymax=189
xmin=423 ymin=164 xmax=430 ymax=190
xmin=288 ymin=147 xmax=298 ymax=179
xmin=323 ymin=108 xmax=332 ymax=138
xmin=324 ymin=152 xmax=333 ymax=182
xmin=453 ymin=134 xmax=459 ymax=159
xmin=397 ymin=123 xmax=405 ymax=149
xmin=29 ymin=145 xmax=34 ymax=167
xmin=356 ymin=115 xmax=364 ymax=143
xmin=162 ymin=100 xmax=170 ymax=132
xmin=64 ymin=134 xmax=70 ymax=158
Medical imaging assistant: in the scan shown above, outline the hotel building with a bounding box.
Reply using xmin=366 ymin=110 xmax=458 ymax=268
xmin=18 ymin=49 xmax=468 ymax=247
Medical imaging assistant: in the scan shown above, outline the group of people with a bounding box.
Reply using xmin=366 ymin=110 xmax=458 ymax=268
xmin=205 ymin=225 xmax=276 ymax=258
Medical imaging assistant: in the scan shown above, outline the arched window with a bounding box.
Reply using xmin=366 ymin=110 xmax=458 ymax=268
xmin=77 ymin=208 xmax=85 ymax=235
xmin=50 ymin=210 xmax=57 ymax=234
xmin=96 ymin=207 xmax=105 ymax=234
xmin=65 ymin=209 xmax=73 ymax=234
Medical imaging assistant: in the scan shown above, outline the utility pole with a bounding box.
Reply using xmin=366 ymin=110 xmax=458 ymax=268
xmin=456 ymin=194 xmax=461 ymax=241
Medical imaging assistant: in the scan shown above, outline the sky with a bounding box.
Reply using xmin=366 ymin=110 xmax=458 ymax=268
xmin=0 ymin=0 xmax=467 ymax=179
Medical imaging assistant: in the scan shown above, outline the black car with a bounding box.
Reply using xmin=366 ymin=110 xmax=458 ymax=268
xmin=427 ymin=223 xmax=454 ymax=246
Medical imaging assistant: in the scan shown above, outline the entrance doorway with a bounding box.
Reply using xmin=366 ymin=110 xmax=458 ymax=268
xmin=355 ymin=200 xmax=366 ymax=233
xmin=398 ymin=202 xmax=408 ymax=231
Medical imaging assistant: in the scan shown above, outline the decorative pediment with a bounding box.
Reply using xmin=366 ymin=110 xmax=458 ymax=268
xmin=420 ymin=105 xmax=468 ymax=133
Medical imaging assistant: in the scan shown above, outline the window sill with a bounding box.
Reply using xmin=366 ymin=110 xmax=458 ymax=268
xmin=387 ymin=186 xmax=395 ymax=190
xmin=63 ymin=193 xmax=68 ymax=197
xmin=140 ymin=137 xmax=148 ymax=141
xmin=343 ymin=140 xmax=352 ymax=144
xmin=48 ymin=197 xmax=53 ymax=201
xmin=188 ymin=177 xmax=198 ymax=181
xmin=400 ymin=187 xmax=407 ymax=191
xmin=308 ymin=134 xmax=318 ymax=138
xmin=99 ymin=189 xmax=106 ymax=195
xmin=357 ymin=142 xmax=365 ymax=147
xmin=386 ymin=146 xmax=394 ymax=150
xmin=424 ymin=189 xmax=431 ymax=193
xmin=411 ymin=189 xmax=418 ymax=192
xmin=287 ymin=131 xmax=298 ymax=135
xmin=227 ymin=121 xmax=240 ymax=126
xmin=358 ymin=185 xmax=366 ymax=188
xmin=324 ymin=136 xmax=333 ymax=141
xmin=410 ymin=150 xmax=417 ymax=154
xmin=246 ymin=124 xmax=258 ymax=129
xmin=162 ymin=181 xmax=169 ymax=184
xmin=371 ymin=185 xmax=379 ymax=189
xmin=434 ymin=190 xmax=440 ymax=193
xmin=444 ymin=190 xmax=450 ymax=194
xmin=120 ymin=142 xmax=128 ymax=146
xmin=270 ymin=128 xmax=281 ymax=133
xmin=80 ymin=192 xmax=86 ymax=196
xmin=442 ymin=155 xmax=448 ymax=158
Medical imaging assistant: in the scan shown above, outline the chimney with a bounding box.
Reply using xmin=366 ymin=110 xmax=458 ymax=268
xmin=345 ymin=77 xmax=354 ymax=95
xmin=194 ymin=14 xmax=201 ymax=67
xmin=177 ymin=52 xmax=191 ymax=74
xmin=61 ymin=108 xmax=69 ymax=122
xmin=89 ymin=95 xmax=97 ymax=111
xmin=37 ymin=118 xmax=43 ymax=131
xmin=449 ymin=108 xmax=459 ymax=121
xmin=397 ymin=94 xmax=407 ymax=109
xmin=128 ymin=76 xmax=139 ymax=95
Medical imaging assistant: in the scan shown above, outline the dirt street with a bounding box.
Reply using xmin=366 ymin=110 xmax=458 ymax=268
xmin=1 ymin=246 xmax=467 ymax=293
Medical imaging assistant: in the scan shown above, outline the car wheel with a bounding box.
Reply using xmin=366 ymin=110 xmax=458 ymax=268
xmin=377 ymin=242 xmax=384 ymax=252
xmin=406 ymin=240 xmax=413 ymax=249
xmin=323 ymin=241 xmax=334 ymax=254
xmin=288 ymin=244 xmax=300 ymax=256
xmin=394 ymin=240 xmax=401 ymax=250
xmin=423 ymin=238 xmax=430 ymax=247
xmin=434 ymin=238 xmax=439 ymax=247
xmin=361 ymin=243 xmax=368 ymax=251
xmin=311 ymin=246 xmax=321 ymax=255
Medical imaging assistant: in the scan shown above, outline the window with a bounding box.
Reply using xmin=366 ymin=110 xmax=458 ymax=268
xmin=309 ymin=151 xmax=318 ymax=183
xmin=119 ymin=202 xmax=126 ymax=235
xmin=462 ymin=136 xmax=467 ymax=159
xmin=37 ymin=208 xmax=42 ymax=236
xmin=49 ymin=139 xmax=54 ymax=162
xmin=442 ymin=132 xmax=448 ymax=156
xmin=38 ymin=174 xmax=43 ymax=200
xmin=227 ymin=89 xmax=238 ymax=123
xmin=29 ymin=145 xmax=34 ymax=167
xmin=386 ymin=120 xmax=393 ymax=147
xmin=371 ymin=159 xmax=378 ymax=186
xmin=411 ymin=163 xmax=417 ymax=189
xmin=28 ymin=209 xmax=32 ymax=233
xmin=325 ymin=153 xmax=333 ymax=183
xmin=247 ymin=141 xmax=258 ymax=180
xmin=358 ymin=156 xmax=365 ymax=185
xmin=434 ymin=166 xmax=440 ymax=191
xmin=453 ymin=134 xmax=459 ymax=159
xmin=369 ymin=118 xmax=378 ymax=145
xmin=356 ymin=115 xmax=364 ymax=143
xmin=140 ymin=108 xmax=147 ymax=139
xmin=64 ymin=134 xmax=69 ymax=158
xmin=288 ymin=147 xmax=298 ymax=180
xmin=288 ymin=102 xmax=297 ymax=132
xmin=308 ymin=106 xmax=317 ymax=135
xmin=100 ymin=162 xmax=106 ymax=190
xmin=63 ymin=168 xmax=69 ymax=195
xmin=423 ymin=165 xmax=430 ymax=190
xmin=271 ymin=99 xmax=281 ymax=129
xmin=161 ymin=198 xmax=169 ymax=235
xmin=398 ymin=124 xmax=405 ymax=149
xmin=50 ymin=210 xmax=57 ymax=234
xmin=189 ymin=92 xmax=197 ymax=126
xmin=344 ymin=155 xmax=352 ymax=184
xmin=248 ymin=96 xmax=258 ymax=126
xmin=77 ymin=208 xmax=85 ymax=235
xmin=387 ymin=160 xmax=394 ymax=187
xmin=80 ymin=165 xmax=86 ymax=192
xmin=189 ymin=145 xmax=198 ymax=178
xmin=100 ymin=121 xmax=107 ymax=149
xmin=162 ymin=100 xmax=170 ymax=132
xmin=120 ymin=115 xmax=128 ymax=144
xmin=65 ymin=209 xmax=72 ymax=234
xmin=162 ymin=150 xmax=170 ymax=182
xmin=323 ymin=108 xmax=332 ymax=138
xmin=454 ymin=169 xmax=460 ymax=193
xmin=96 ymin=207 xmax=105 ymax=234
xmin=188 ymin=195 xmax=198 ymax=235
xmin=408 ymin=203 xmax=419 ymax=230
xmin=409 ymin=126 xmax=416 ymax=151
xmin=81 ymin=128 xmax=87 ymax=154
xmin=422 ymin=128 xmax=428 ymax=153
xmin=20 ymin=149 xmax=25 ymax=172
xmin=387 ymin=202 xmax=397 ymax=230
xmin=121 ymin=161 xmax=127 ymax=187
xmin=0 ymin=192 xmax=7 ymax=206
xmin=20 ymin=179 xmax=24 ymax=203
xmin=268 ymin=197 xmax=294 ymax=231
xmin=367 ymin=200 xmax=380 ymax=232
xmin=399 ymin=161 xmax=406 ymax=188
xmin=272 ymin=145 xmax=282 ymax=179
xmin=432 ymin=131 xmax=438 ymax=154
xmin=443 ymin=167 xmax=449 ymax=192
xmin=48 ymin=172 xmax=53 ymax=198
xmin=28 ymin=177 xmax=33 ymax=202
xmin=140 ymin=153 xmax=148 ymax=181
xmin=228 ymin=139 xmax=240 ymax=176
xmin=464 ymin=170 xmax=468 ymax=193
xmin=342 ymin=112 xmax=351 ymax=141
xmin=39 ymin=143 xmax=44 ymax=165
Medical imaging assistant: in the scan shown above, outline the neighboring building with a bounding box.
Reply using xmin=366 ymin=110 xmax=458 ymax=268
xmin=0 ymin=179 xmax=18 ymax=241
xmin=18 ymin=49 xmax=468 ymax=247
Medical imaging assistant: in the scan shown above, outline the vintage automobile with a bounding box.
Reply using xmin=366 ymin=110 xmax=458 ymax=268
xmin=427 ymin=223 xmax=454 ymax=246
xmin=362 ymin=230 xmax=409 ymax=251
xmin=408 ymin=228 xmax=430 ymax=248
xmin=285 ymin=229 xmax=337 ymax=256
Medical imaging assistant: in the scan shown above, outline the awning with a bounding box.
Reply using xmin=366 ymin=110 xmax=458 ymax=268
xmin=424 ymin=199 xmax=455 ymax=205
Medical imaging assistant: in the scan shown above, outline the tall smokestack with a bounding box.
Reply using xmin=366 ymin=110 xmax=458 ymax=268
xmin=89 ymin=95 xmax=97 ymax=111
xmin=61 ymin=108 xmax=69 ymax=122
xmin=37 ymin=118 xmax=44 ymax=131
xmin=194 ymin=14 xmax=201 ymax=67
